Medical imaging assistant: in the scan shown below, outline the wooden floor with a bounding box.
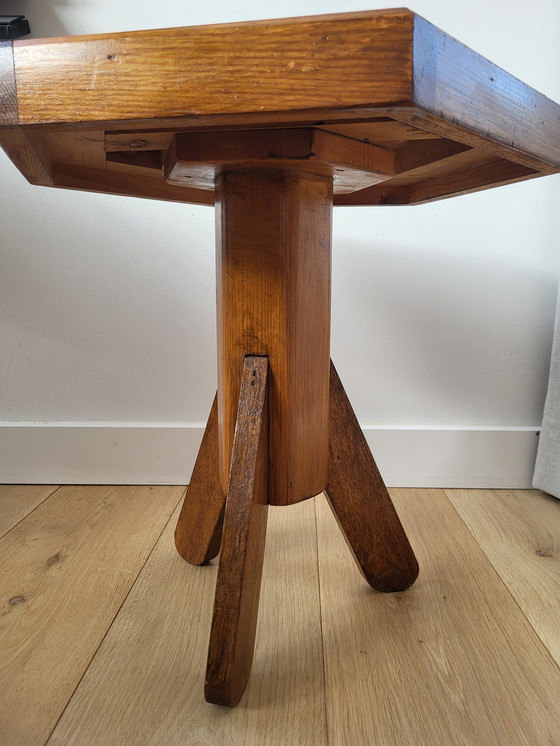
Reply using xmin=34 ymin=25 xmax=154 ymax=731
xmin=1 ymin=485 xmax=559 ymax=745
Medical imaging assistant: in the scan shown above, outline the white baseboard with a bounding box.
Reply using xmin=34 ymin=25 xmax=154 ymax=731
xmin=0 ymin=422 xmax=539 ymax=488
xmin=363 ymin=427 xmax=539 ymax=488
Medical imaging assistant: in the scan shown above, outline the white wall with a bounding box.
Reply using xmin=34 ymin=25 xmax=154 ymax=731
xmin=1 ymin=0 xmax=559 ymax=485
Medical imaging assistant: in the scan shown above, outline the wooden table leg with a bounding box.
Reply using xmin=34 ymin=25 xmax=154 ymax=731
xmin=174 ymin=395 xmax=226 ymax=565
xmin=325 ymin=361 xmax=419 ymax=592
xmin=205 ymin=356 xmax=269 ymax=706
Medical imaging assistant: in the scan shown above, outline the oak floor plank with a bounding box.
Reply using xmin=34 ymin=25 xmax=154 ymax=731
xmin=0 ymin=485 xmax=184 ymax=746
xmin=48 ymin=499 xmax=326 ymax=746
xmin=316 ymin=488 xmax=560 ymax=746
xmin=0 ymin=484 xmax=60 ymax=538
xmin=445 ymin=488 xmax=560 ymax=666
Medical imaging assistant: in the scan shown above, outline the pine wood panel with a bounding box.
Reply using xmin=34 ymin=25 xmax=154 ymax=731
xmin=445 ymin=488 xmax=560 ymax=666
xmin=0 ymin=128 xmax=53 ymax=186
xmin=316 ymin=488 xmax=560 ymax=746
xmin=337 ymin=154 xmax=537 ymax=205
xmin=216 ymin=170 xmax=331 ymax=505
xmin=13 ymin=10 xmax=413 ymax=126
xmin=105 ymin=130 xmax=175 ymax=152
xmin=2 ymin=10 xmax=560 ymax=205
xmin=165 ymin=128 xmax=396 ymax=194
xmin=0 ymin=484 xmax=59 ymax=539
xmin=391 ymin=146 xmax=486 ymax=185
xmin=395 ymin=138 xmax=471 ymax=174
xmin=0 ymin=41 xmax=17 ymax=125
xmin=407 ymin=157 xmax=537 ymax=204
xmin=8 ymin=8 xmax=560 ymax=176
xmin=320 ymin=119 xmax=440 ymax=142
xmin=48 ymin=499 xmax=326 ymax=746
xmin=391 ymin=107 xmax=559 ymax=175
xmin=52 ymin=161 xmax=213 ymax=206
xmin=412 ymin=15 xmax=560 ymax=170
xmin=0 ymin=485 xmax=183 ymax=746
xmin=35 ymin=131 xmax=106 ymax=170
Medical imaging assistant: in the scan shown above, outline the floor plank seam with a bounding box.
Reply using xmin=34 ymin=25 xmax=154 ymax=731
xmin=5 ymin=486 xmax=557 ymax=743
xmin=0 ymin=485 xmax=62 ymax=541
xmin=441 ymin=488 xmax=560 ymax=673
xmin=43 ymin=488 xmax=186 ymax=745
xmin=314 ymin=494 xmax=330 ymax=746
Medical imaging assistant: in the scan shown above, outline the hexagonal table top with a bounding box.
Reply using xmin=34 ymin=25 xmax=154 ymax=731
xmin=1 ymin=8 xmax=559 ymax=205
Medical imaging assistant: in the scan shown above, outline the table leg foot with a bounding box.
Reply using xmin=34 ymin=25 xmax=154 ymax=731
xmin=325 ymin=361 xmax=419 ymax=592
xmin=174 ymin=395 xmax=226 ymax=565
xmin=205 ymin=356 xmax=269 ymax=706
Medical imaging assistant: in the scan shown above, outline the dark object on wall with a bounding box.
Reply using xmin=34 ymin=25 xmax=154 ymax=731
xmin=0 ymin=16 xmax=31 ymax=39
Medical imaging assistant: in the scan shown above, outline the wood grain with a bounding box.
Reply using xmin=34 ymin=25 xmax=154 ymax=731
xmin=0 ymin=41 xmax=17 ymax=125
xmin=395 ymin=138 xmax=471 ymax=173
xmin=0 ymin=128 xmax=53 ymax=186
xmin=37 ymin=130 xmax=107 ymax=170
xmin=0 ymin=484 xmax=59 ymax=539
xmin=205 ymin=356 xmax=269 ymax=706
xmin=407 ymin=155 xmax=537 ymax=204
xmin=336 ymin=151 xmax=538 ymax=205
xmin=412 ymin=15 xmax=560 ymax=171
xmin=52 ymin=161 xmax=213 ymax=206
xmin=321 ymin=119 xmax=441 ymax=143
xmin=0 ymin=485 xmax=183 ymax=746
xmin=317 ymin=488 xmax=560 ymax=745
xmin=391 ymin=107 xmax=559 ymax=175
xmin=13 ymin=11 xmax=413 ymax=126
xmin=2 ymin=10 xmax=559 ymax=206
xmin=174 ymin=395 xmax=225 ymax=565
xmin=216 ymin=169 xmax=331 ymax=505
xmin=5 ymin=8 xmax=557 ymax=178
xmin=445 ymin=488 xmax=560 ymax=666
xmin=325 ymin=362 xmax=418 ymax=592
xmin=3 ymin=486 xmax=559 ymax=743
xmin=165 ymin=128 xmax=396 ymax=194
xmin=105 ymin=130 xmax=175 ymax=152
xmin=48 ymin=499 xmax=325 ymax=745
xmin=393 ymin=145 xmax=498 ymax=184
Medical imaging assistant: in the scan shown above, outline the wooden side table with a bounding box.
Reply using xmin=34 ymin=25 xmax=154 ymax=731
xmin=2 ymin=9 xmax=559 ymax=707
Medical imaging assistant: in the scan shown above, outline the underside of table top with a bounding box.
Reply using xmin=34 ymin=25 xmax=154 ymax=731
xmin=1 ymin=8 xmax=559 ymax=206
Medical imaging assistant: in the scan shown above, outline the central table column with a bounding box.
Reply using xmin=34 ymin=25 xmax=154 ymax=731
xmin=216 ymin=169 xmax=332 ymax=505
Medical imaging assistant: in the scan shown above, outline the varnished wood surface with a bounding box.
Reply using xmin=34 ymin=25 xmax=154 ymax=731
xmin=412 ymin=15 xmax=560 ymax=171
xmin=216 ymin=169 xmax=331 ymax=505
xmin=0 ymin=42 xmax=17 ymax=125
xmin=340 ymin=152 xmax=538 ymax=205
xmin=12 ymin=11 xmax=413 ymax=126
xmin=165 ymin=128 xmax=396 ymax=194
xmin=205 ymin=356 xmax=269 ymax=706
xmin=1 ymin=10 xmax=559 ymax=205
xmin=174 ymin=396 xmax=225 ymax=565
xmin=0 ymin=128 xmax=53 ymax=186
xmin=2 ymin=486 xmax=559 ymax=744
xmin=326 ymin=363 xmax=418 ymax=592
xmin=0 ymin=485 xmax=184 ymax=746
